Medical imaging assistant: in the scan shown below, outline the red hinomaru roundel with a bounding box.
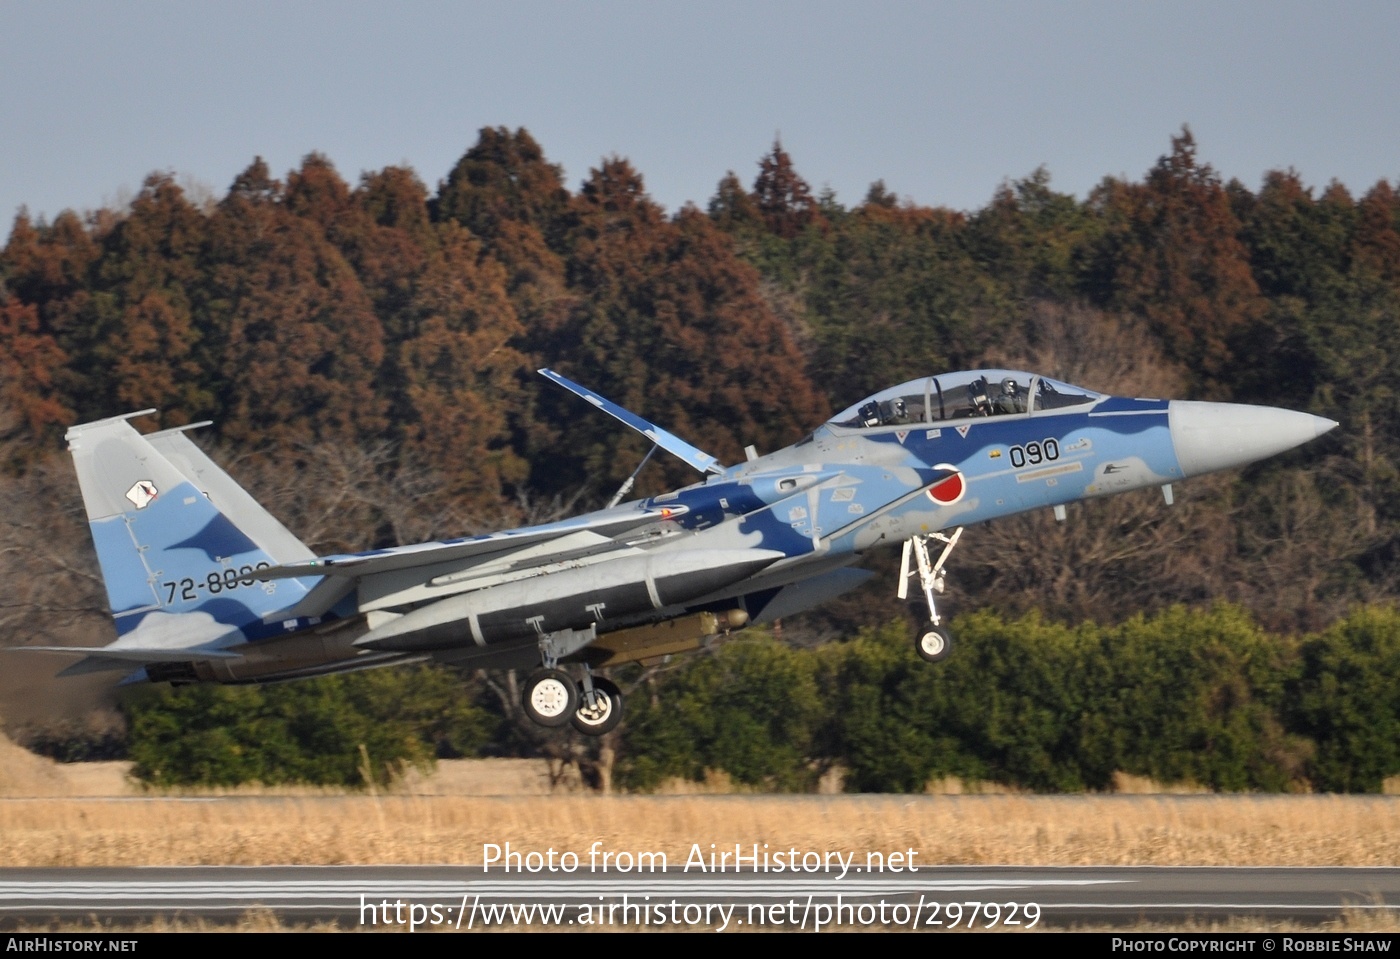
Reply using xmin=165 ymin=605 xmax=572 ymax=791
xmin=925 ymin=464 xmax=965 ymax=505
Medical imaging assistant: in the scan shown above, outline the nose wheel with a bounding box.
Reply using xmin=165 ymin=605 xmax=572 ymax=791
xmin=899 ymin=528 xmax=962 ymax=664
xmin=916 ymin=623 xmax=953 ymax=663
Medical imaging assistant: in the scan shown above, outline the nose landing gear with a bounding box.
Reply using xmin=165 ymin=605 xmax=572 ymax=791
xmin=899 ymin=527 xmax=962 ymax=664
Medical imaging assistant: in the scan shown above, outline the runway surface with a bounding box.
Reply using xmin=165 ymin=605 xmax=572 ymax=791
xmin=3 ymin=865 xmax=1399 ymax=929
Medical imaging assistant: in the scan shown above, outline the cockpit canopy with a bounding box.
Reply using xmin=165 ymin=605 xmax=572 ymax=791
xmin=828 ymin=370 xmax=1103 ymax=429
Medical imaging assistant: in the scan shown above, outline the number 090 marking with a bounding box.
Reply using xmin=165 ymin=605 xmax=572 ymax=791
xmin=1008 ymin=439 xmax=1060 ymax=469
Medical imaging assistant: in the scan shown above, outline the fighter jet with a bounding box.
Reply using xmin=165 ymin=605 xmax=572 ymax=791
xmin=28 ymin=369 xmax=1335 ymax=736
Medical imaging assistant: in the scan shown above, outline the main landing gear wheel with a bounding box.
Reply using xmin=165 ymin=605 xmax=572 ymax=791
xmin=916 ymin=623 xmax=953 ymax=664
xmin=571 ymin=677 xmax=623 ymax=737
xmin=523 ymin=669 xmax=578 ymax=727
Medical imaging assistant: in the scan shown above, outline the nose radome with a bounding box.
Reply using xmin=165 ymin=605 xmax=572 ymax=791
xmin=1169 ymin=401 xmax=1337 ymax=478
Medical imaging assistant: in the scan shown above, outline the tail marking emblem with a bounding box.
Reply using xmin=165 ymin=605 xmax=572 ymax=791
xmin=125 ymin=481 xmax=158 ymax=509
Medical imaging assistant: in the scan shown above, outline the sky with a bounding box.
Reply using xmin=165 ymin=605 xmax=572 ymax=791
xmin=3 ymin=0 xmax=1398 ymax=227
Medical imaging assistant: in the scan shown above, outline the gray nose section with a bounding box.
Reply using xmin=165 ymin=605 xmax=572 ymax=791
xmin=1169 ymin=401 xmax=1337 ymax=478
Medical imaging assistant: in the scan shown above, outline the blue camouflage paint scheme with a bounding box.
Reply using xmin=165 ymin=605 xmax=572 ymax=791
xmin=92 ymin=478 xmax=315 ymax=639
xmin=40 ymin=367 xmax=1334 ymax=703
xmin=639 ymin=402 xmax=1175 ymax=559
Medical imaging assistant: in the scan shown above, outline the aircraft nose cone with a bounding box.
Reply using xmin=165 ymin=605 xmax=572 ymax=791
xmin=1169 ymin=401 xmax=1337 ymax=478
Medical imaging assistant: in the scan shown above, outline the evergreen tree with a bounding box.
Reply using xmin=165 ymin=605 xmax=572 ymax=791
xmin=535 ymin=159 xmax=826 ymax=494
xmin=204 ymin=157 xmax=388 ymax=449
xmin=752 ymin=140 xmax=825 ymax=240
xmin=1086 ymin=129 xmax=1265 ymax=394
xmin=393 ymin=220 xmax=530 ymax=508
xmin=99 ymin=175 xmax=211 ymax=420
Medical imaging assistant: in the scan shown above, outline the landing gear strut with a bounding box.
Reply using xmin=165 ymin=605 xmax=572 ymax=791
xmin=899 ymin=527 xmax=962 ymax=664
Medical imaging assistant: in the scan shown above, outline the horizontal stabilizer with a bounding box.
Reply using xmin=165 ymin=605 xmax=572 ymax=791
xmin=4 ymin=644 xmax=241 ymax=679
xmin=539 ymin=368 xmax=725 ymax=475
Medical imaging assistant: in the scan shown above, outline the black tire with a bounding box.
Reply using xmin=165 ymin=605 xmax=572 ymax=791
xmin=522 ymin=669 xmax=578 ymax=727
xmin=915 ymin=623 xmax=953 ymax=663
xmin=571 ymin=676 xmax=623 ymax=737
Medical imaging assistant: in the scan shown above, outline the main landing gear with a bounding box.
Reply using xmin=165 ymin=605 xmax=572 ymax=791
xmin=899 ymin=527 xmax=963 ymax=664
xmin=522 ymin=668 xmax=577 ymax=727
xmin=522 ymin=667 xmax=624 ymax=736
xmin=570 ymin=676 xmax=623 ymax=736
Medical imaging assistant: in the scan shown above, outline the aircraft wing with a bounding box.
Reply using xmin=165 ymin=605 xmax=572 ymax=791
xmin=253 ymin=506 xmax=683 ymax=621
xmin=253 ymin=508 xmax=676 ymax=582
xmin=539 ymin=368 xmax=726 ymax=475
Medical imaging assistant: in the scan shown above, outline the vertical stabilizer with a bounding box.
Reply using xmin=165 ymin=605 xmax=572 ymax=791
xmin=65 ymin=414 xmax=312 ymax=650
xmin=146 ymin=425 xmax=315 ymax=565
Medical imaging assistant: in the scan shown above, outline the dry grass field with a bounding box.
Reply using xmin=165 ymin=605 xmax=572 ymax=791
xmin=6 ymin=791 xmax=1400 ymax=868
xmin=3 ymin=732 xmax=1400 ymax=869
xmin=5 ymin=734 xmax=1400 ymax=932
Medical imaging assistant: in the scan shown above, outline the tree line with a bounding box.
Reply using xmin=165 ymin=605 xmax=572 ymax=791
xmin=119 ymin=605 xmax=1400 ymax=794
